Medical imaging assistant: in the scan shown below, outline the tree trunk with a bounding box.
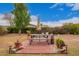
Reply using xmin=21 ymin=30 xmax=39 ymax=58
xmin=18 ymin=29 xmax=21 ymax=34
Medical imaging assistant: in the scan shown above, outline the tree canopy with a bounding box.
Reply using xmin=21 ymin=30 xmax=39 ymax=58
xmin=12 ymin=3 xmax=30 ymax=33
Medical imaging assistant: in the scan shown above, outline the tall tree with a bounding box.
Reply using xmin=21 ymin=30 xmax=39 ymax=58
xmin=12 ymin=3 xmax=30 ymax=34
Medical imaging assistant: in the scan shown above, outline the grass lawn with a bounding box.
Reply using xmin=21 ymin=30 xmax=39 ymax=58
xmin=0 ymin=34 xmax=79 ymax=56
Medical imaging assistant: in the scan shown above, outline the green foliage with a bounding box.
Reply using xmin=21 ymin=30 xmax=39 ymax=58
xmin=40 ymin=27 xmax=52 ymax=34
xmin=63 ymin=23 xmax=79 ymax=34
xmin=21 ymin=27 xmax=36 ymax=33
xmin=56 ymin=38 xmax=65 ymax=48
xmin=7 ymin=27 xmax=18 ymax=33
xmin=26 ymin=27 xmax=36 ymax=34
xmin=0 ymin=26 xmax=7 ymax=35
xmin=45 ymin=23 xmax=79 ymax=34
xmin=12 ymin=3 xmax=30 ymax=33
xmin=7 ymin=27 xmax=36 ymax=34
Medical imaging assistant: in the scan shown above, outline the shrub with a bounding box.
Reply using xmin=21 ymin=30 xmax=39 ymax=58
xmin=0 ymin=26 xmax=7 ymax=35
xmin=56 ymin=38 xmax=65 ymax=49
xmin=27 ymin=27 xmax=36 ymax=34
xmin=7 ymin=27 xmax=37 ymax=34
xmin=7 ymin=27 xmax=18 ymax=33
xmin=21 ymin=27 xmax=36 ymax=33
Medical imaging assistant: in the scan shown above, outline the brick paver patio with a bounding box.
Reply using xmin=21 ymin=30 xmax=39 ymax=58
xmin=16 ymin=40 xmax=56 ymax=54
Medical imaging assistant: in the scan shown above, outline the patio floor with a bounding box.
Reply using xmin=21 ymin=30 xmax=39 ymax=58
xmin=16 ymin=40 xmax=56 ymax=54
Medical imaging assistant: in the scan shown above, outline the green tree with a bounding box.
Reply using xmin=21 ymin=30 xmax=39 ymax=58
xmin=63 ymin=23 xmax=79 ymax=34
xmin=12 ymin=3 xmax=30 ymax=34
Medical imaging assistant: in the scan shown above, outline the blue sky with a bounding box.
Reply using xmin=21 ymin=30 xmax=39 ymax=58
xmin=0 ymin=3 xmax=79 ymax=27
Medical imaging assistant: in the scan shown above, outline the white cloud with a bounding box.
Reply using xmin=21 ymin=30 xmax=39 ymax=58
xmin=30 ymin=15 xmax=38 ymax=25
xmin=0 ymin=14 xmax=79 ymax=27
xmin=30 ymin=15 xmax=79 ymax=27
xmin=65 ymin=3 xmax=79 ymax=10
xmin=71 ymin=4 xmax=79 ymax=10
xmin=60 ymin=17 xmax=79 ymax=24
xmin=49 ymin=4 xmax=58 ymax=9
xmin=41 ymin=17 xmax=79 ymax=27
xmin=0 ymin=14 xmax=14 ymax=26
xmin=0 ymin=14 xmax=5 ymax=19
xmin=50 ymin=3 xmax=79 ymax=11
xmin=0 ymin=13 xmax=14 ymax=20
xmin=63 ymin=3 xmax=79 ymax=11
xmin=0 ymin=20 xmax=10 ymax=26
xmin=66 ymin=3 xmax=75 ymax=7
xmin=0 ymin=14 xmax=38 ymax=26
xmin=59 ymin=8 xmax=64 ymax=10
xmin=49 ymin=3 xmax=64 ymax=9
xmin=41 ymin=21 xmax=63 ymax=27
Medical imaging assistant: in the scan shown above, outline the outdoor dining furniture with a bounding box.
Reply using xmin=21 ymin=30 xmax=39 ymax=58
xmin=29 ymin=34 xmax=54 ymax=45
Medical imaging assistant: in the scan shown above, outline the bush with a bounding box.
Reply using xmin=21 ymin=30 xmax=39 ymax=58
xmin=0 ymin=26 xmax=7 ymax=35
xmin=27 ymin=27 xmax=36 ymax=34
xmin=7 ymin=27 xmax=18 ymax=33
xmin=56 ymin=38 xmax=65 ymax=49
xmin=7 ymin=27 xmax=37 ymax=33
xmin=21 ymin=27 xmax=36 ymax=33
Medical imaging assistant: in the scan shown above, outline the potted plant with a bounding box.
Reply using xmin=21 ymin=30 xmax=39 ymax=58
xmin=56 ymin=38 xmax=65 ymax=49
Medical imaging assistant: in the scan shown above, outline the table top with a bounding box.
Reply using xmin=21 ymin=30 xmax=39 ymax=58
xmin=30 ymin=37 xmax=49 ymax=40
xmin=30 ymin=34 xmax=53 ymax=40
